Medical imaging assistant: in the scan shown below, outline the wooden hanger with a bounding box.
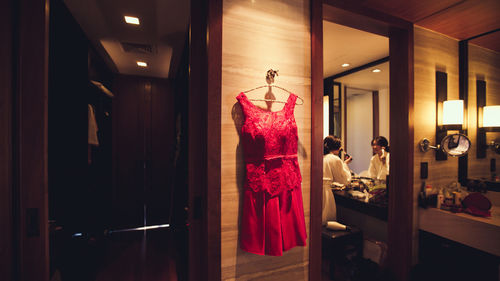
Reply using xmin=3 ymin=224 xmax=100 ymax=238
xmin=243 ymin=69 xmax=304 ymax=105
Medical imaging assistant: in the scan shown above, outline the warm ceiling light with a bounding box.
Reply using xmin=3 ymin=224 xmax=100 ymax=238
xmin=372 ymin=69 xmax=381 ymax=73
xmin=137 ymin=61 xmax=147 ymax=67
xmin=341 ymin=63 xmax=350 ymax=67
xmin=124 ymin=16 xmax=140 ymax=25
xmin=443 ymin=100 xmax=464 ymax=126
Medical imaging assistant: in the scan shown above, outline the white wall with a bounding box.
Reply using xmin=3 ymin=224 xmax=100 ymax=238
xmin=346 ymin=88 xmax=373 ymax=174
xmin=379 ymin=88 xmax=390 ymax=143
xmin=323 ymin=95 xmax=329 ymax=139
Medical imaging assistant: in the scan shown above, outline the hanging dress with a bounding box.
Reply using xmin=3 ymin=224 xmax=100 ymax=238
xmin=236 ymin=92 xmax=307 ymax=256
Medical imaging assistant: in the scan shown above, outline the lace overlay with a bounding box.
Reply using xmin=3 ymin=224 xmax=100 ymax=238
xmin=236 ymin=92 xmax=307 ymax=256
xmin=237 ymin=92 xmax=302 ymax=196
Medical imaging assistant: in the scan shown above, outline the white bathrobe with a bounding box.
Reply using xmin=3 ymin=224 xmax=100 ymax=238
xmin=368 ymin=152 xmax=390 ymax=180
xmin=322 ymin=153 xmax=351 ymax=225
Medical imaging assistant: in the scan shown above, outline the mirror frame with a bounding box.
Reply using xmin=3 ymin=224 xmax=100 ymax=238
xmin=458 ymin=40 xmax=469 ymax=184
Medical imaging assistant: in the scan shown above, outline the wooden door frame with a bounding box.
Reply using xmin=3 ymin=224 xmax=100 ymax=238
xmin=12 ymin=0 xmax=51 ymax=280
xmin=188 ymin=0 xmax=222 ymax=280
xmin=317 ymin=1 xmax=415 ymax=280
xmin=1 ymin=0 xmax=14 ymax=280
xmin=11 ymin=0 xmax=220 ymax=280
xmin=310 ymin=1 xmax=323 ymax=280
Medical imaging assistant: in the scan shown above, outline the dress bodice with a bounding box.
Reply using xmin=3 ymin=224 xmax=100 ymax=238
xmin=236 ymin=92 xmax=302 ymax=196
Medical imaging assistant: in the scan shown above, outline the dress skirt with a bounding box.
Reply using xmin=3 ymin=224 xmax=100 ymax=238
xmin=240 ymin=184 xmax=307 ymax=256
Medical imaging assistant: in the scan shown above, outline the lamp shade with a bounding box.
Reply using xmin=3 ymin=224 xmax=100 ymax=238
xmin=443 ymin=100 xmax=464 ymax=126
xmin=483 ymin=105 xmax=500 ymax=127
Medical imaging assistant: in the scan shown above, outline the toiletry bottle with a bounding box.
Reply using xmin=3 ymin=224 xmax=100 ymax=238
xmin=425 ymin=185 xmax=433 ymax=197
xmin=453 ymin=191 xmax=461 ymax=205
xmin=437 ymin=189 xmax=444 ymax=209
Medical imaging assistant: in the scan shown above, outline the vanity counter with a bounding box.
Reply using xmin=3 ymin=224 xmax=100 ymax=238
xmin=419 ymin=206 xmax=500 ymax=257
xmin=333 ymin=190 xmax=388 ymax=221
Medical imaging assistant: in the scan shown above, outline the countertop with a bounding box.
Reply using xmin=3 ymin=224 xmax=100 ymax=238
xmin=419 ymin=206 xmax=500 ymax=257
xmin=333 ymin=190 xmax=388 ymax=221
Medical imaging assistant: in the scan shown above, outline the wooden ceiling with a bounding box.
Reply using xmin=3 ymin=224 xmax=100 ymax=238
xmin=350 ymin=0 xmax=500 ymax=52
xmin=469 ymin=30 xmax=500 ymax=53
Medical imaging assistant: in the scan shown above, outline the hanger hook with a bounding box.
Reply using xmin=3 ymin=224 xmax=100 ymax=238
xmin=266 ymin=69 xmax=279 ymax=85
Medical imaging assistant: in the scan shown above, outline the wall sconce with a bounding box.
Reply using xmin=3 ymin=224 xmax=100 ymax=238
xmin=442 ymin=100 xmax=464 ymax=128
xmin=477 ymin=80 xmax=500 ymax=158
xmin=482 ymin=105 xmax=500 ymax=129
xmin=435 ymin=71 xmax=465 ymax=160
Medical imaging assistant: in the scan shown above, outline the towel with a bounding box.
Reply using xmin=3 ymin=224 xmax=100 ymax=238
xmin=88 ymin=104 xmax=99 ymax=146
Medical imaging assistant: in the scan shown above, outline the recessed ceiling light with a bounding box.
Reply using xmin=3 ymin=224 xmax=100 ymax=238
xmin=372 ymin=68 xmax=381 ymax=73
xmin=124 ymin=16 xmax=140 ymax=25
xmin=137 ymin=61 xmax=147 ymax=67
xmin=341 ymin=63 xmax=350 ymax=67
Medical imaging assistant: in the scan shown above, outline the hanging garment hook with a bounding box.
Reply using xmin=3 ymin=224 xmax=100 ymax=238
xmin=266 ymin=69 xmax=279 ymax=85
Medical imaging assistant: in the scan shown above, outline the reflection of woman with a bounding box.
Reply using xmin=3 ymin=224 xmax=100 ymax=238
xmin=323 ymin=136 xmax=352 ymax=225
xmin=368 ymin=136 xmax=390 ymax=180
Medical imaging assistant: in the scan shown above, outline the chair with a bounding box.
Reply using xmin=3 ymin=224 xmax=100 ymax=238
xmin=322 ymin=225 xmax=363 ymax=280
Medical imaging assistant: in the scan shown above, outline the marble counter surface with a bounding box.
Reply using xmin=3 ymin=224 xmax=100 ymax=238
xmin=419 ymin=206 xmax=500 ymax=257
xmin=333 ymin=190 xmax=388 ymax=221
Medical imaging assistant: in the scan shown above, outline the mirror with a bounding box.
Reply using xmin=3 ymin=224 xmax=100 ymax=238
xmin=322 ymin=21 xmax=390 ymax=278
xmin=464 ymin=30 xmax=500 ymax=182
xmin=442 ymin=134 xmax=471 ymax=156
xmin=420 ymin=133 xmax=471 ymax=157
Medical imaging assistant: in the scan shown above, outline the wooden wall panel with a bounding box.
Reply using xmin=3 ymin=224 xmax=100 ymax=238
xmin=150 ymin=80 xmax=176 ymax=225
xmin=112 ymin=76 xmax=175 ymax=228
xmin=413 ymin=26 xmax=460 ymax=185
xmin=466 ymin=44 xmax=500 ymax=179
xmin=17 ymin=0 xmax=50 ymax=279
xmin=413 ymin=27 xmax=460 ymax=260
xmin=0 ymin=0 xmax=13 ymax=279
xmin=221 ymin=0 xmax=311 ymax=280
xmin=113 ymin=76 xmax=148 ymax=228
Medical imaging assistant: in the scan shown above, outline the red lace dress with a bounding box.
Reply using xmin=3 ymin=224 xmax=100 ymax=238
xmin=236 ymin=92 xmax=307 ymax=256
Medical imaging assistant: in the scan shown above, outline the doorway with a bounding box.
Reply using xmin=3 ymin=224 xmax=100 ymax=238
xmin=321 ymin=20 xmax=390 ymax=279
xmin=315 ymin=2 xmax=414 ymax=280
xmin=46 ymin=0 xmax=190 ymax=280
